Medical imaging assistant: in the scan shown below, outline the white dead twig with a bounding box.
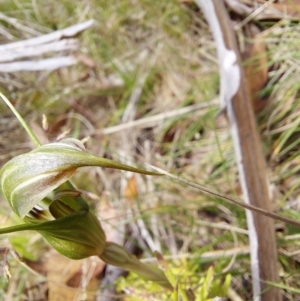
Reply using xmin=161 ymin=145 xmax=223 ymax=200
xmin=0 ymin=19 xmax=94 ymax=51
xmin=0 ymin=39 xmax=79 ymax=63
xmin=98 ymin=99 xmax=219 ymax=135
xmin=0 ymin=56 xmax=78 ymax=72
xmin=0 ymin=19 xmax=94 ymax=72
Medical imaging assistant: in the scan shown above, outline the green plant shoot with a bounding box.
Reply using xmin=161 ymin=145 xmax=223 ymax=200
xmin=0 ymin=93 xmax=172 ymax=290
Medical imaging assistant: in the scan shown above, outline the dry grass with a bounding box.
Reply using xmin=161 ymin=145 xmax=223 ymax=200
xmin=1 ymin=1 xmax=300 ymax=300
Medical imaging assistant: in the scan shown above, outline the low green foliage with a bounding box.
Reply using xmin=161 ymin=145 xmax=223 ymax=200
xmin=117 ymin=259 xmax=231 ymax=301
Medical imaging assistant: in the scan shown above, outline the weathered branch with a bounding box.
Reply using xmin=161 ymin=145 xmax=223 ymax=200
xmin=0 ymin=39 xmax=79 ymax=63
xmin=0 ymin=20 xmax=94 ymax=51
xmin=0 ymin=56 xmax=77 ymax=72
xmin=0 ymin=19 xmax=95 ymax=72
xmin=194 ymin=1 xmax=281 ymax=300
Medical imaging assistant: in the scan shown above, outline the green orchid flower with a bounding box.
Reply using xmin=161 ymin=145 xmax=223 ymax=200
xmin=0 ymin=137 xmax=172 ymax=290
xmin=0 ymin=138 xmax=159 ymax=218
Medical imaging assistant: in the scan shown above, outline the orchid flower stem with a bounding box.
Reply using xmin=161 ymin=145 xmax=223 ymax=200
xmin=0 ymin=93 xmax=41 ymax=147
xmin=0 ymin=93 xmax=171 ymax=289
xmin=0 ymin=94 xmax=81 ymax=191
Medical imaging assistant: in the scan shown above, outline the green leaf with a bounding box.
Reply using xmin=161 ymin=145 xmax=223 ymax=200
xmin=0 ymin=138 xmax=161 ymax=217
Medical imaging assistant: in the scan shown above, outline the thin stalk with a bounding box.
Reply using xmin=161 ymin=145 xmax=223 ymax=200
xmin=0 ymin=93 xmax=87 ymax=201
xmin=148 ymin=165 xmax=300 ymax=228
xmin=0 ymin=92 xmax=41 ymax=147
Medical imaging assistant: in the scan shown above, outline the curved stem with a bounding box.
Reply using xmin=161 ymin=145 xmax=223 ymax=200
xmin=0 ymin=93 xmax=41 ymax=147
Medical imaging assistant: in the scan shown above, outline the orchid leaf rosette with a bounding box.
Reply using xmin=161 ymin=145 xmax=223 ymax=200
xmin=0 ymin=137 xmax=172 ymax=289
